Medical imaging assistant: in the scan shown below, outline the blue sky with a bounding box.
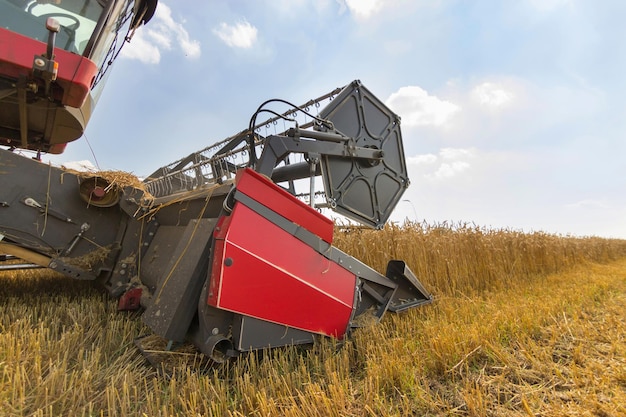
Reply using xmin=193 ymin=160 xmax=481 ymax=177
xmin=48 ymin=0 xmax=626 ymax=238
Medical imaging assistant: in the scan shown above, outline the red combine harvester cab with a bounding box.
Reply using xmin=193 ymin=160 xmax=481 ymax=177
xmin=0 ymin=0 xmax=156 ymax=154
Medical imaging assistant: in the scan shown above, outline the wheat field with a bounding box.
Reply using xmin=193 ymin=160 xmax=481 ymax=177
xmin=1 ymin=222 xmax=626 ymax=416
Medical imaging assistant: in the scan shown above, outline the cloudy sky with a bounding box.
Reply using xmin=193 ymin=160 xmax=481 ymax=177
xmin=48 ymin=0 xmax=626 ymax=238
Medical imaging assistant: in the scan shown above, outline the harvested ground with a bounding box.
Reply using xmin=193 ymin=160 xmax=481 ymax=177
xmin=1 ymin=226 xmax=625 ymax=416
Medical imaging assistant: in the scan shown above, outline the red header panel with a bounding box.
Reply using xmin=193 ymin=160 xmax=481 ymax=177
xmin=208 ymin=203 xmax=355 ymax=338
xmin=235 ymin=168 xmax=334 ymax=243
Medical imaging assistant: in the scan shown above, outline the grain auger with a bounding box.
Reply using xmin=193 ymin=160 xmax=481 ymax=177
xmin=0 ymin=80 xmax=432 ymax=362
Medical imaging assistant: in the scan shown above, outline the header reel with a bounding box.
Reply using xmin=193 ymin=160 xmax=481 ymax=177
xmin=144 ymin=80 xmax=410 ymax=229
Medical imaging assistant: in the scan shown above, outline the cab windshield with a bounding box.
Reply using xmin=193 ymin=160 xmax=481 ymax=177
xmin=0 ymin=0 xmax=105 ymax=55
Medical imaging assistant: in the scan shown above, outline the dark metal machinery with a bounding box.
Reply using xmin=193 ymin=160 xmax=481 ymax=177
xmin=0 ymin=80 xmax=432 ymax=361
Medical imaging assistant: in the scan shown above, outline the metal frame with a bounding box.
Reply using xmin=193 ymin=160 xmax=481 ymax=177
xmin=0 ymin=80 xmax=432 ymax=363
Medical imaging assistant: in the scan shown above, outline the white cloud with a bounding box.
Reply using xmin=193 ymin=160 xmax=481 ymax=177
xmin=121 ymin=32 xmax=162 ymax=64
xmin=395 ymin=146 xmax=626 ymax=238
xmin=122 ymin=3 xmax=200 ymax=64
xmin=395 ymin=148 xmax=545 ymax=231
xmin=432 ymin=161 xmax=471 ymax=179
xmin=407 ymin=153 xmax=437 ymax=165
xmin=428 ymin=148 xmax=474 ymax=180
xmin=386 ymin=86 xmax=460 ymax=128
xmin=414 ymin=76 xmax=541 ymax=150
xmin=472 ymin=82 xmax=514 ymax=108
xmin=407 ymin=147 xmax=475 ymax=181
xmin=440 ymin=148 xmax=474 ymax=160
xmin=344 ymin=0 xmax=383 ymax=19
xmin=153 ymin=4 xmax=201 ymax=58
xmin=213 ymin=20 xmax=258 ymax=49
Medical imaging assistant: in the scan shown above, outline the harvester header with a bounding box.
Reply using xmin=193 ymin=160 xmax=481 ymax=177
xmin=0 ymin=80 xmax=432 ymax=362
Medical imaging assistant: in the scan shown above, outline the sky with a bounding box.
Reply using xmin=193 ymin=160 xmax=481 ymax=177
xmin=47 ymin=0 xmax=626 ymax=239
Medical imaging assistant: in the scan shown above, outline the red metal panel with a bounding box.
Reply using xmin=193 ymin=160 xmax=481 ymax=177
xmin=208 ymin=203 xmax=355 ymax=338
xmin=0 ymin=28 xmax=97 ymax=108
xmin=117 ymin=287 xmax=142 ymax=311
xmin=235 ymin=168 xmax=334 ymax=243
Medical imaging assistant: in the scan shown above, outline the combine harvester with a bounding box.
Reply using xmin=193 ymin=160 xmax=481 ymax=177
xmin=0 ymin=0 xmax=432 ymax=362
